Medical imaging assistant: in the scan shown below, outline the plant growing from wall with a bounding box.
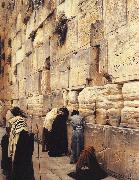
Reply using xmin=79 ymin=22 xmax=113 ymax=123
xmin=55 ymin=13 xmax=68 ymax=46
xmin=32 ymin=0 xmax=44 ymax=9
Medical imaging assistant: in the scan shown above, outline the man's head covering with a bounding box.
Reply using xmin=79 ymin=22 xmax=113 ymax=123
xmin=11 ymin=106 xmax=27 ymax=118
xmin=8 ymin=115 xmax=28 ymax=159
xmin=71 ymin=110 xmax=79 ymax=116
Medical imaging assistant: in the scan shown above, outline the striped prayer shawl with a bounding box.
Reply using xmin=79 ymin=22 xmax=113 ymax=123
xmin=8 ymin=116 xmax=28 ymax=159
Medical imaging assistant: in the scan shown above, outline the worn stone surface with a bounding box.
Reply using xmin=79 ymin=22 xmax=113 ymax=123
xmin=0 ymin=0 xmax=139 ymax=179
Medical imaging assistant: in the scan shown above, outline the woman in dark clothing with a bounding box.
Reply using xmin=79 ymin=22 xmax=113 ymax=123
xmin=58 ymin=107 xmax=69 ymax=155
xmin=68 ymin=146 xmax=108 ymax=180
xmin=48 ymin=107 xmax=69 ymax=157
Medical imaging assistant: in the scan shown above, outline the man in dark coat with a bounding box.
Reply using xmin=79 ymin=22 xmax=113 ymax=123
xmin=12 ymin=130 xmax=34 ymax=180
xmin=8 ymin=106 xmax=35 ymax=180
xmin=1 ymin=127 xmax=12 ymax=177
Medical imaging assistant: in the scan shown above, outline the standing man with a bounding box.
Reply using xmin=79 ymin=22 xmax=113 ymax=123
xmin=70 ymin=110 xmax=86 ymax=164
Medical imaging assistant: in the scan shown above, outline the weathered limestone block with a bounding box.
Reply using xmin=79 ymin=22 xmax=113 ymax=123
xmin=107 ymin=127 xmax=139 ymax=179
xmin=78 ymin=87 xmax=97 ymax=105
xmin=19 ymin=97 xmax=27 ymax=111
xmin=78 ymin=84 xmax=123 ymax=125
xmin=122 ymin=81 xmax=139 ymax=100
xmin=16 ymin=45 xmax=25 ymax=64
xmin=16 ymin=13 xmax=22 ymax=32
xmin=107 ymin=22 xmax=139 ymax=83
xmin=51 ymin=90 xmax=64 ymax=108
xmin=25 ymin=75 xmax=33 ymax=97
xmin=69 ymin=48 xmax=93 ymax=88
xmin=36 ymin=43 xmax=50 ymax=71
xmin=25 ymin=38 xmax=33 ymax=56
xmin=42 ymin=95 xmax=52 ymax=115
xmin=107 ymin=108 xmax=121 ymax=126
xmin=32 ymin=51 xmax=38 ymax=73
xmin=12 ymin=33 xmax=22 ymax=55
xmin=91 ymin=20 xmax=104 ymax=47
xmin=35 ymin=7 xmax=49 ymax=30
xmin=96 ymin=108 xmax=107 ymax=125
xmin=18 ymin=79 xmax=26 ymax=97
xmin=33 ymin=28 xmax=44 ymax=48
xmin=78 ymin=0 xmax=103 ymax=48
xmin=68 ymin=91 xmax=79 ymax=104
xmin=26 ymin=12 xmax=36 ymax=40
xmin=85 ymin=115 xmax=96 ymax=124
xmin=62 ymin=89 xmax=68 ymax=106
xmin=52 ymin=17 xmax=78 ymax=60
xmin=50 ymin=68 xmax=60 ymax=90
xmin=127 ymin=0 xmax=139 ymax=22
xmin=50 ymin=56 xmax=69 ymax=91
xmin=124 ymin=100 xmax=139 ymax=107
xmin=16 ymin=32 xmax=22 ymax=50
xmin=43 ymin=14 xmax=56 ymax=39
xmin=67 ymin=103 xmax=79 ymax=112
xmin=97 ymin=100 xmax=123 ymax=110
xmin=41 ymin=70 xmax=50 ymax=95
xmin=32 ymin=72 xmax=42 ymax=95
xmin=121 ymin=107 xmax=139 ymax=128
xmin=79 ymin=109 xmax=95 ymax=118
xmin=121 ymin=82 xmax=139 ymax=128
xmin=103 ymin=0 xmax=127 ymax=34
xmin=59 ymin=59 xmax=69 ymax=89
xmin=11 ymin=83 xmax=19 ymax=100
xmin=67 ymin=91 xmax=79 ymax=110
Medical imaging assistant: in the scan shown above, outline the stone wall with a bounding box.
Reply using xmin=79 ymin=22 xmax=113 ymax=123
xmin=0 ymin=0 xmax=139 ymax=178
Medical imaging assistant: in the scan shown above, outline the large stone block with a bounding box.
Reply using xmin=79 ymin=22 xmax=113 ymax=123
xmin=78 ymin=0 xmax=103 ymax=48
xmin=127 ymin=0 xmax=139 ymax=22
xmin=26 ymin=12 xmax=36 ymax=40
xmin=121 ymin=82 xmax=139 ymax=128
xmin=103 ymin=0 xmax=127 ymax=34
xmin=50 ymin=17 xmax=78 ymax=60
xmin=25 ymin=38 xmax=33 ymax=56
xmin=50 ymin=57 xmax=69 ymax=90
xmin=51 ymin=90 xmax=64 ymax=108
xmin=41 ymin=70 xmax=51 ymax=95
xmin=69 ymin=48 xmax=93 ymax=88
xmin=16 ymin=45 xmax=25 ymax=64
xmin=107 ymin=22 xmax=139 ymax=83
xmin=33 ymin=28 xmax=44 ymax=48
xmin=16 ymin=13 xmax=23 ymax=32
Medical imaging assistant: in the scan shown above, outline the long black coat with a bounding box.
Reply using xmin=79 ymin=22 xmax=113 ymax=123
xmin=48 ymin=113 xmax=68 ymax=157
xmin=12 ymin=130 xmax=34 ymax=180
xmin=1 ymin=134 xmax=12 ymax=174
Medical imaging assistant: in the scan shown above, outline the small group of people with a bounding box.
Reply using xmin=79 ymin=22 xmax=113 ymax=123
xmin=0 ymin=105 xmax=109 ymax=180
xmin=1 ymin=106 xmax=34 ymax=180
xmin=42 ymin=108 xmax=86 ymax=164
xmin=1 ymin=105 xmax=90 ymax=179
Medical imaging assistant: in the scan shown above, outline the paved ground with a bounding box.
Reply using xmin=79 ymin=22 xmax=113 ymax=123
xmin=0 ymin=127 xmax=117 ymax=180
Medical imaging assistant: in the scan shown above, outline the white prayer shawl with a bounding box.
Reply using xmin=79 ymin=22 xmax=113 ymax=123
xmin=8 ymin=116 xmax=28 ymax=159
xmin=43 ymin=108 xmax=58 ymax=131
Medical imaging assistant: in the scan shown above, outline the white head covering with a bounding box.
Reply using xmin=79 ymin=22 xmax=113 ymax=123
xmin=43 ymin=108 xmax=58 ymax=131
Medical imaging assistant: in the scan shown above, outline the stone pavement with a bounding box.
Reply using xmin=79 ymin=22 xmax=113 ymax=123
xmin=0 ymin=127 xmax=117 ymax=180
